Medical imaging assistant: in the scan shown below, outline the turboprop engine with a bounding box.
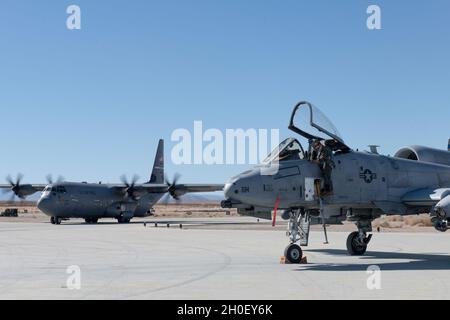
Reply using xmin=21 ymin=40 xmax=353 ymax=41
xmin=432 ymin=195 xmax=450 ymax=232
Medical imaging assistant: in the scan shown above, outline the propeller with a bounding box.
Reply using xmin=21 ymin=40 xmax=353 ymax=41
xmin=120 ymin=174 xmax=140 ymax=201
xmin=3 ymin=173 xmax=25 ymax=200
xmin=166 ymin=173 xmax=181 ymax=200
xmin=46 ymin=174 xmax=65 ymax=185
xmin=160 ymin=173 xmax=182 ymax=205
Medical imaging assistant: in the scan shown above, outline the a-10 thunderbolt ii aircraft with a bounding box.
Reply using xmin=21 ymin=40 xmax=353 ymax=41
xmin=0 ymin=140 xmax=223 ymax=225
xmin=222 ymin=101 xmax=450 ymax=263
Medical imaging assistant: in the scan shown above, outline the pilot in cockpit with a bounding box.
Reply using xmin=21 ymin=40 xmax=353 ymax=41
xmin=310 ymin=140 xmax=335 ymax=195
xmin=278 ymin=141 xmax=302 ymax=161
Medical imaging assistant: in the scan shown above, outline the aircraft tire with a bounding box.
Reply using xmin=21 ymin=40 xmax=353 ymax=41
xmin=54 ymin=217 xmax=62 ymax=225
xmin=284 ymin=244 xmax=303 ymax=264
xmin=117 ymin=217 xmax=131 ymax=224
xmin=50 ymin=217 xmax=55 ymax=224
xmin=346 ymin=231 xmax=367 ymax=256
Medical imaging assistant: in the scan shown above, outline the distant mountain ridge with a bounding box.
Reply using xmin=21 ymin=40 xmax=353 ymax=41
xmin=0 ymin=192 xmax=225 ymax=204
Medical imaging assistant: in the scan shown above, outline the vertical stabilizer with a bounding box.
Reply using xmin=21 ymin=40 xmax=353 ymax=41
xmin=149 ymin=139 xmax=164 ymax=184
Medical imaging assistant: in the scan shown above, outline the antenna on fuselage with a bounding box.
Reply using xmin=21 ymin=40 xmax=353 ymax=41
xmin=368 ymin=145 xmax=380 ymax=154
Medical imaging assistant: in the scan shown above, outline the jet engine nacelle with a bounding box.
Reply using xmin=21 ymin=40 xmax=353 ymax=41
xmin=395 ymin=145 xmax=450 ymax=166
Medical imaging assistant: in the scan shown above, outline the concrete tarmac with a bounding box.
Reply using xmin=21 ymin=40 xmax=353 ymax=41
xmin=0 ymin=218 xmax=450 ymax=300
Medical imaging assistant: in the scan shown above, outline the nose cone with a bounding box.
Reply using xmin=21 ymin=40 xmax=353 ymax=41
xmin=224 ymin=182 xmax=236 ymax=199
xmin=37 ymin=198 xmax=52 ymax=215
xmin=223 ymin=169 xmax=261 ymax=204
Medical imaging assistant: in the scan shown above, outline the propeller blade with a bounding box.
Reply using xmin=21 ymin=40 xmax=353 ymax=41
xmin=120 ymin=175 xmax=129 ymax=187
xmin=5 ymin=173 xmax=26 ymax=199
xmin=160 ymin=193 xmax=170 ymax=206
xmin=131 ymin=174 xmax=139 ymax=186
xmin=172 ymin=173 xmax=181 ymax=185
xmin=119 ymin=174 xmax=140 ymax=201
xmin=165 ymin=173 xmax=183 ymax=200
xmin=164 ymin=174 xmax=170 ymax=186
xmin=6 ymin=175 xmax=14 ymax=186
xmin=16 ymin=173 xmax=23 ymax=186
xmin=46 ymin=174 xmax=65 ymax=185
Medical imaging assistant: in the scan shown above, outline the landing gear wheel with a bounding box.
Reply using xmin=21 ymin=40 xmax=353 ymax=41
xmin=54 ymin=217 xmax=62 ymax=225
xmin=85 ymin=218 xmax=98 ymax=224
xmin=346 ymin=231 xmax=367 ymax=256
xmin=91 ymin=218 xmax=98 ymax=224
xmin=284 ymin=244 xmax=303 ymax=264
xmin=117 ymin=216 xmax=131 ymax=224
xmin=50 ymin=216 xmax=55 ymax=224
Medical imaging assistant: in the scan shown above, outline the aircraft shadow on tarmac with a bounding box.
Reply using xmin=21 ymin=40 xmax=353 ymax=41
xmin=298 ymin=249 xmax=450 ymax=272
xmin=63 ymin=220 xmax=266 ymax=227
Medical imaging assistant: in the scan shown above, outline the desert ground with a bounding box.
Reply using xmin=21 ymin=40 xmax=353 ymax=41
xmin=0 ymin=202 xmax=437 ymax=233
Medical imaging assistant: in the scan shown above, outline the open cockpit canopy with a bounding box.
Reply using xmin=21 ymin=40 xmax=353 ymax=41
xmin=288 ymin=101 xmax=350 ymax=152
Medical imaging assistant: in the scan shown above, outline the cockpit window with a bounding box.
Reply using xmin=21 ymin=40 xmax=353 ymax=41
xmin=56 ymin=186 xmax=67 ymax=193
xmin=262 ymin=138 xmax=305 ymax=164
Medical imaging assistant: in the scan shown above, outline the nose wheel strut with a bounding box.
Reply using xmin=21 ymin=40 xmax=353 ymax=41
xmin=284 ymin=209 xmax=309 ymax=263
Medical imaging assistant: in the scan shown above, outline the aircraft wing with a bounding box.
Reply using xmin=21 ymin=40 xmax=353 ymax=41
xmin=401 ymin=188 xmax=450 ymax=207
xmin=169 ymin=184 xmax=225 ymax=194
xmin=0 ymin=184 xmax=47 ymax=199
xmin=0 ymin=184 xmax=47 ymax=190
xmin=110 ymin=183 xmax=224 ymax=199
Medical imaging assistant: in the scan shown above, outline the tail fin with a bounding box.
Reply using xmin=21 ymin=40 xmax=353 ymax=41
xmin=448 ymin=139 xmax=450 ymax=152
xmin=149 ymin=139 xmax=164 ymax=184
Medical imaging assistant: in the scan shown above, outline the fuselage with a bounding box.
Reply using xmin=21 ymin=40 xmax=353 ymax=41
xmin=224 ymin=150 xmax=450 ymax=215
xmin=37 ymin=182 xmax=163 ymax=219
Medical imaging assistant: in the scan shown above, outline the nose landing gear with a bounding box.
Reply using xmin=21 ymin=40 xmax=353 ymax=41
xmin=117 ymin=216 xmax=131 ymax=224
xmin=284 ymin=244 xmax=303 ymax=264
xmin=85 ymin=218 xmax=99 ymax=224
xmin=50 ymin=216 xmax=62 ymax=225
xmin=284 ymin=209 xmax=310 ymax=263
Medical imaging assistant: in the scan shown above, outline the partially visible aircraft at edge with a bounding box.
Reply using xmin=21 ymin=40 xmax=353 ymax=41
xmin=0 ymin=140 xmax=224 ymax=224
xmin=221 ymin=101 xmax=450 ymax=263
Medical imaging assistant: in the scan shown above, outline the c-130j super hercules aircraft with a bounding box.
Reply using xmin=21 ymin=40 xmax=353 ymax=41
xmin=0 ymin=140 xmax=224 ymax=224
xmin=222 ymin=101 xmax=450 ymax=263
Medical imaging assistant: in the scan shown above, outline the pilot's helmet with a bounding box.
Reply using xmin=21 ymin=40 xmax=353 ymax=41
xmin=312 ymin=140 xmax=323 ymax=149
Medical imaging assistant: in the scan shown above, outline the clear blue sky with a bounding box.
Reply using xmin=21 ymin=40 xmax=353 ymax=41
xmin=0 ymin=0 xmax=449 ymax=184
